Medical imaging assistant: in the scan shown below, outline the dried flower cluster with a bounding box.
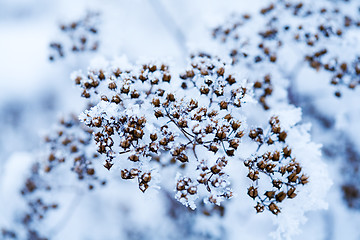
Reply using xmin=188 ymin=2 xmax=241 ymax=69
xmin=42 ymin=115 xmax=104 ymax=185
xmin=213 ymin=0 xmax=360 ymax=211
xmin=1 ymin=2 xmax=336 ymax=240
xmin=253 ymin=74 xmax=273 ymax=110
xmin=16 ymin=116 xmax=105 ymax=240
xmin=245 ymin=116 xmax=309 ymax=214
xmin=305 ymin=51 xmax=360 ymax=97
xmin=49 ymin=12 xmax=100 ymax=61
xmin=67 ymin=54 xmax=311 ymax=214
xmin=213 ymin=0 xmax=360 ymax=97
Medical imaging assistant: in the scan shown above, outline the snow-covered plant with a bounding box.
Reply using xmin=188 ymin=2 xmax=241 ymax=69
xmin=69 ymin=54 xmax=319 ymax=214
xmin=15 ymin=115 xmax=105 ymax=239
xmin=213 ymin=0 xmax=360 ymax=97
xmin=213 ymin=0 xmax=360 ymax=210
xmin=2 ymin=52 xmax=331 ymax=239
xmin=1 ymin=2 xmax=340 ymax=240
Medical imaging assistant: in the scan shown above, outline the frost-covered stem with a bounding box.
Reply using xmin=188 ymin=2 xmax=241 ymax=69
xmin=164 ymin=109 xmax=194 ymax=141
xmin=192 ymin=144 xmax=199 ymax=161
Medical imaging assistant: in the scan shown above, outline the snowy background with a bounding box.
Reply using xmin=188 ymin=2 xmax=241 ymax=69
xmin=1 ymin=0 xmax=360 ymax=239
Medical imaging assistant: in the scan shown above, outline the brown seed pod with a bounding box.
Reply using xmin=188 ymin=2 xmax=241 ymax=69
xmin=229 ymin=139 xmax=239 ymax=149
xmin=150 ymin=133 xmax=158 ymax=141
xmin=152 ymin=98 xmax=160 ymax=107
xmin=108 ymin=82 xmax=117 ymax=90
xmin=288 ymin=172 xmax=298 ymax=183
xmin=211 ymin=165 xmax=221 ymax=174
xmin=272 ymin=151 xmax=280 ymax=161
xmin=275 ymin=191 xmax=287 ymax=202
xmin=265 ymin=191 xmax=275 ymax=199
xmin=217 ymin=67 xmax=225 ymax=76
xmin=216 ymin=130 xmax=227 ymax=140
xmin=177 ymin=154 xmax=188 ymax=163
xmin=177 ymin=181 xmax=186 ymax=191
xmin=278 ymin=131 xmax=287 ymax=142
xmin=300 ymin=175 xmax=309 ymax=185
xmin=283 ymin=146 xmax=292 ymax=158
xmin=155 ymin=110 xmax=164 ymax=118
xmin=104 ymin=161 xmax=113 ymax=170
xmin=254 ymin=81 xmax=262 ymax=88
xmin=163 ymin=74 xmax=171 ymax=82
xmin=129 ymin=155 xmax=139 ymax=162
xmin=269 ymin=202 xmax=280 ymax=215
xmin=248 ymin=186 xmax=258 ymax=199
xmin=87 ymin=168 xmax=95 ymax=175
xmin=141 ymin=173 xmax=152 ymax=183
xmin=167 ymin=93 xmax=175 ymax=102
xmin=120 ymin=140 xmax=130 ymax=149
xmin=287 ymin=188 xmax=297 ymax=198
xmin=187 ymin=186 xmax=197 ymax=195
xmin=247 ymin=171 xmax=259 ymax=181
xmin=48 ymin=153 xmax=56 ymax=162
xmin=272 ymin=179 xmax=283 ymax=189
xmin=255 ymin=202 xmax=265 ymax=213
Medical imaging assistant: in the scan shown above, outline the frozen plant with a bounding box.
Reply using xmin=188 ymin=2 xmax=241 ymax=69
xmin=1 ymin=2 xmax=337 ymax=239
xmin=72 ymin=53 xmax=330 ymax=223
xmin=8 ymin=115 xmax=106 ymax=240
xmin=213 ymin=0 xmax=360 ymax=210
xmin=2 ymin=53 xmax=330 ymax=240
xmin=213 ymin=0 xmax=360 ymax=97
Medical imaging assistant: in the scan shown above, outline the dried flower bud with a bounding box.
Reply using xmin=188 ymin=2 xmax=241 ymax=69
xmin=220 ymin=101 xmax=228 ymax=110
xmin=248 ymin=186 xmax=258 ymax=199
xmin=269 ymin=202 xmax=280 ymax=215
xmin=129 ymin=155 xmax=139 ymax=162
xmin=275 ymin=191 xmax=287 ymax=202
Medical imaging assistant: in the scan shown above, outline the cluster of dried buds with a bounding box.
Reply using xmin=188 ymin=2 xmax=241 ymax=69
xmin=74 ymin=61 xmax=171 ymax=103
xmin=77 ymin=55 xmax=246 ymax=201
xmin=75 ymin=62 xmax=174 ymax=192
xmin=22 ymin=198 xmax=58 ymax=240
xmin=175 ymin=157 xmax=233 ymax=210
xmin=305 ymin=50 xmax=360 ymax=97
xmin=213 ymin=0 xmax=360 ymax=97
xmin=253 ymin=74 xmax=273 ymax=110
xmin=175 ymin=175 xmax=199 ymax=210
xmin=42 ymin=115 xmax=103 ymax=186
xmin=15 ymin=115 xmax=106 ymax=239
xmin=49 ymin=12 xmax=100 ymax=61
xmin=21 ymin=115 xmax=104 ymax=197
xmin=245 ymin=116 xmax=309 ymax=214
xmin=179 ymin=53 xmax=248 ymax=108
xmin=71 ymin=53 xmax=310 ymax=214
xmin=15 ymin=162 xmax=56 ymax=240
xmin=212 ymin=11 xmax=281 ymax=66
